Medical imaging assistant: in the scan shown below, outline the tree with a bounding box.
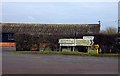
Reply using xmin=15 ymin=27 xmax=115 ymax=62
xmin=101 ymin=27 xmax=117 ymax=34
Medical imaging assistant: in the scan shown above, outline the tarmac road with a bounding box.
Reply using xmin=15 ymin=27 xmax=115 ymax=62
xmin=0 ymin=47 xmax=2 ymax=75
xmin=2 ymin=47 xmax=118 ymax=74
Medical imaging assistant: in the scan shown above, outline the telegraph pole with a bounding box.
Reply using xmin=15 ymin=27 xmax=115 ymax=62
xmin=98 ymin=20 xmax=101 ymax=33
xmin=98 ymin=20 xmax=101 ymax=25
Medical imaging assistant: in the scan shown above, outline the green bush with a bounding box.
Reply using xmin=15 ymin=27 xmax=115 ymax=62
xmin=88 ymin=50 xmax=98 ymax=55
xmin=61 ymin=50 xmax=72 ymax=54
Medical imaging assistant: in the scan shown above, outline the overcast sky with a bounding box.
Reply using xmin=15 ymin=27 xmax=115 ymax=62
xmin=1 ymin=1 xmax=119 ymax=30
xmin=1 ymin=0 xmax=120 ymax=2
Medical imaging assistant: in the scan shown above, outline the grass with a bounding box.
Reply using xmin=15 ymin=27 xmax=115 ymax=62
xmin=61 ymin=50 xmax=88 ymax=56
xmin=39 ymin=50 xmax=60 ymax=54
xmin=9 ymin=50 xmax=119 ymax=57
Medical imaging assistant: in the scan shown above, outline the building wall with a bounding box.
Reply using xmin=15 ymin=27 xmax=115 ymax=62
xmin=1 ymin=33 xmax=15 ymax=47
xmin=2 ymin=33 xmax=15 ymax=42
xmin=0 ymin=34 xmax=2 ymax=42
xmin=0 ymin=42 xmax=16 ymax=47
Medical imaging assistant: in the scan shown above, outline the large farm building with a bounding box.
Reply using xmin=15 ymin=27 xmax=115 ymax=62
xmin=1 ymin=22 xmax=119 ymax=53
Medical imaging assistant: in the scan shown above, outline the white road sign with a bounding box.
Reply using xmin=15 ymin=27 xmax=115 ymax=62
xmin=83 ymin=36 xmax=94 ymax=40
xmin=60 ymin=44 xmax=75 ymax=46
xmin=59 ymin=38 xmax=94 ymax=46
xmin=59 ymin=39 xmax=74 ymax=44
xmin=76 ymin=39 xmax=93 ymax=46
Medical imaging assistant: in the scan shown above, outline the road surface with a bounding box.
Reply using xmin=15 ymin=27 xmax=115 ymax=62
xmin=2 ymin=47 xmax=118 ymax=74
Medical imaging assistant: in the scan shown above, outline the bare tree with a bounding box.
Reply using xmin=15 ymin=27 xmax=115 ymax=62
xmin=101 ymin=27 xmax=117 ymax=34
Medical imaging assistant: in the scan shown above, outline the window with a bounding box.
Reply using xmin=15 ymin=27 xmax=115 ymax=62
xmin=8 ymin=34 xmax=14 ymax=40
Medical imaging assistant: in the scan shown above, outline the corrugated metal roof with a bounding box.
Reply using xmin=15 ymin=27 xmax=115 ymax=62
xmin=1 ymin=22 xmax=100 ymax=34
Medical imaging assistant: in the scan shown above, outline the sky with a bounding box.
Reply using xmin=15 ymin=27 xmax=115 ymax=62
xmin=1 ymin=0 xmax=119 ymax=30
xmin=1 ymin=0 xmax=120 ymax=2
xmin=118 ymin=1 xmax=120 ymax=27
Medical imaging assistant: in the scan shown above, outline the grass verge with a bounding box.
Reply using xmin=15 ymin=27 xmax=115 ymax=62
xmin=9 ymin=50 xmax=119 ymax=57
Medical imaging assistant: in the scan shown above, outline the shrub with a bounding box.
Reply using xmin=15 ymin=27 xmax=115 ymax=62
xmin=88 ymin=50 xmax=98 ymax=55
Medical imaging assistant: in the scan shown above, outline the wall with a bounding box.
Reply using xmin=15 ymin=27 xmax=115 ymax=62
xmin=2 ymin=33 xmax=15 ymax=42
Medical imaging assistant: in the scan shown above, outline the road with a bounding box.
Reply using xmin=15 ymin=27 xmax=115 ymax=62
xmin=0 ymin=47 xmax=2 ymax=75
xmin=2 ymin=47 xmax=118 ymax=74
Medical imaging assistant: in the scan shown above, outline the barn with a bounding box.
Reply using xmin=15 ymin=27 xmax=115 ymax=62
xmin=1 ymin=22 xmax=101 ymax=51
